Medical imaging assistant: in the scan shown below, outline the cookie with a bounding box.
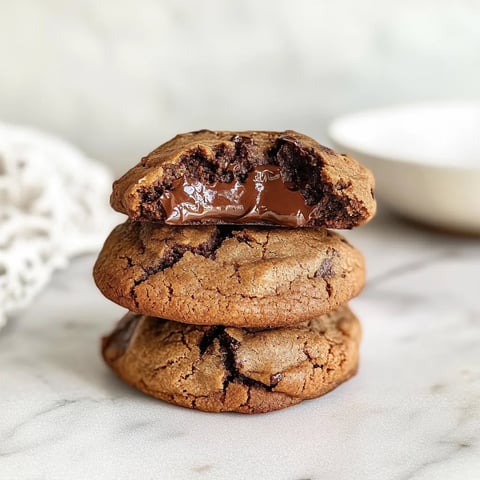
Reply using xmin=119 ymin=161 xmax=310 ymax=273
xmin=93 ymin=221 xmax=365 ymax=327
xmin=102 ymin=305 xmax=361 ymax=414
xmin=110 ymin=130 xmax=376 ymax=229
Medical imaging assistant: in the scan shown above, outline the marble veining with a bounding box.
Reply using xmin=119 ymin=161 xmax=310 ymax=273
xmin=1 ymin=212 xmax=479 ymax=479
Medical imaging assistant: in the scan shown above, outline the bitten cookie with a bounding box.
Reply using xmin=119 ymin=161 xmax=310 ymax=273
xmin=102 ymin=305 xmax=361 ymax=414
xmin=111 ymin=130 xmax=376 ymax=228
xmin=93 ymin=221 xmax=365 ymax=327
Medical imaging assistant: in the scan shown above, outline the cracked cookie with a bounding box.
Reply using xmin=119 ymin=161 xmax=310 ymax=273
xmin=102 ymin=305 xmax=361 ymax=414
xmin=93 ymin=220 xmax=365 ymax=327
xmin=110 ymin=130 xmax=376 ymax=228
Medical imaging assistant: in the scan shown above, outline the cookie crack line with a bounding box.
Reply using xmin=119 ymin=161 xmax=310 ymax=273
xmin=197 ymin=326 xmax=284 ymax=394
xmin=220 ymin=331 xmax=287 ymax=396
xmin=130 ymin=225 xmax=235 ymax=298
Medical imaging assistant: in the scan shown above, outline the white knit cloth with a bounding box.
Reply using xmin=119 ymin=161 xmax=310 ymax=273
xmin=0 ymin=123 xmax=116 ymax=328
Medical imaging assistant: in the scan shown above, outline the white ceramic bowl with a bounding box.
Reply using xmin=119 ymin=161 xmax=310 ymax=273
xmin=328 ymin=101 xmax=480 ymax=234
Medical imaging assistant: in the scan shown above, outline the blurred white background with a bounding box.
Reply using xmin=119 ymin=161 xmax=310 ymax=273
xmin=1 ymin=0 xmax=479 ymax=174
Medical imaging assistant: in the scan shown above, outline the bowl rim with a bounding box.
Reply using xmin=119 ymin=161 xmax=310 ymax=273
xmin=327 ymin=100 xmax=480 ymax=172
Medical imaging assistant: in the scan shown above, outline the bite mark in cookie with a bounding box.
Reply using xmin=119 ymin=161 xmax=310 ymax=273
xmin=111 ymin=130 xmax=376 ymax=229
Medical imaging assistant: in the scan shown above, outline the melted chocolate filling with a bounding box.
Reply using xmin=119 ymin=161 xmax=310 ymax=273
xmin=159 ymin=165 xmax=315 ymax=227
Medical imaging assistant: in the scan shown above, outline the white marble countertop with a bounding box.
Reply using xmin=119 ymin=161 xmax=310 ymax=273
xmin=1 ymin=212 xmax=479 ymax=480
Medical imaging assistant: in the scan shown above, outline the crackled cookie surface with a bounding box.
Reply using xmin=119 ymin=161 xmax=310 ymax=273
xmin=111 ymin=130 xmax=376 ymax=228
xmin=93 ymin=221 xmax=365 ymax=327
xmin=102 ymin=306 xmax=361 ymax=413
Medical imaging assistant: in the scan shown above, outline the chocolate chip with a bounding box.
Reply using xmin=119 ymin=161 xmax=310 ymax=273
xmin=270 ymin=372 xmax=283 ymax=386
xmin=315 ymin=258 xmax=335 ymax=279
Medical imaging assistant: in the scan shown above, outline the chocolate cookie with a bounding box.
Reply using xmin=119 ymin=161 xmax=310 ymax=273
xmin=102 ymin=306 xmax=361 ymax=413
xmin=93 ymin=221 xmax=365 ymax=327
xmin=111 ymin=130 xmax=376 ymax=228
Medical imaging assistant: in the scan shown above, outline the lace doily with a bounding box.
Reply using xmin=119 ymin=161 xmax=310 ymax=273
xmin=0 ymin=123 xmax=116 ymax=328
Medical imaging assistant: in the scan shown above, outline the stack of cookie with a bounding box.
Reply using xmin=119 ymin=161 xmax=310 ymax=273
xmin=94 ymin=130 xmax=376 ymax=414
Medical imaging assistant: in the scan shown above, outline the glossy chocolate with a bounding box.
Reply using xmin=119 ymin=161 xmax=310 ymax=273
xmin=160 ymin=165 xmax=315 ymax=227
